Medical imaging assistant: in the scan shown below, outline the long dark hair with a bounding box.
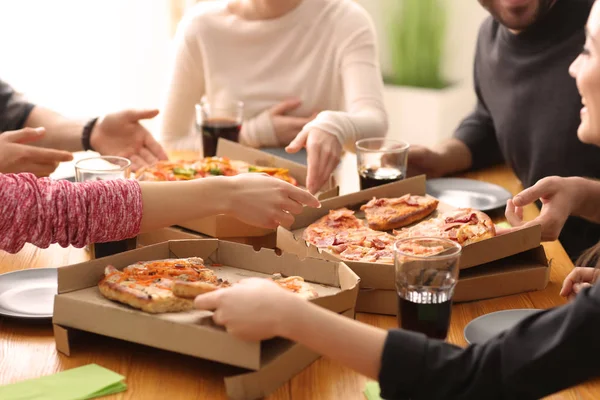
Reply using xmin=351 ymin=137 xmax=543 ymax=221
xmin=576 ymin=242 xmax=600 ymax=268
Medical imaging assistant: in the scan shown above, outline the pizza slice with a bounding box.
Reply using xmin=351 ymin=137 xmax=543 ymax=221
xmin=303 ymin=208 xmax=365 ymax=248
xmin=270 ymin=273 xmax=319 ymax=299
xmin=98 ymin=257 xmax=228 ymax=313
xmin=394 ymin=208 xmax=495 ymax=246
xmin=360 ymin=194 xmax=439 ymax=231
xmin=135 ymin=157 xmax=299 ymax=186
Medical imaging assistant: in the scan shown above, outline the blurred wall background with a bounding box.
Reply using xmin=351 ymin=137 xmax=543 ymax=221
xmin=0 ymin=0 xmax=487 ymax=144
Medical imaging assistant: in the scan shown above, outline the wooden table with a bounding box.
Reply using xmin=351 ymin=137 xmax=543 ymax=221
xmin=1 ymin=162 xmax=599 ymax=399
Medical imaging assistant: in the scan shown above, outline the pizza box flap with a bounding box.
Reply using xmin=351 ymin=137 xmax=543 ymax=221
xmin=53 ymin=287 xmax=264 ymax=370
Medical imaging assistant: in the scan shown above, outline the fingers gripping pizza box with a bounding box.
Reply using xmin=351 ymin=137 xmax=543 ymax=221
xmin=53 ymin=240 xmax=359 ymax=399
xmin=276 ymin=175 xmax=550 ymax=314
xmin=175 ymin=139 xmax=339 ymax=238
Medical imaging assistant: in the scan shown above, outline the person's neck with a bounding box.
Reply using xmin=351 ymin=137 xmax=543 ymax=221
xmin=229 ymin=0 xmax=304 ymax=20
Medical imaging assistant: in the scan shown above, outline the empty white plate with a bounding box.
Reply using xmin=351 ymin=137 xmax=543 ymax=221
xmin=0 ymin=268 xmax=57 ymax=319
xmin=426 ymin=178 xmax=512 ymax=211
xmin=464 ymin=309 xmax=541 ymax=345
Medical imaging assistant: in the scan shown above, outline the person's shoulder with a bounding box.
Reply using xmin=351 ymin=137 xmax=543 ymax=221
xmin=321 ymin=0 xmax=376 ymax=34
xmin=178 ymin=1 xmax=229 ymax=34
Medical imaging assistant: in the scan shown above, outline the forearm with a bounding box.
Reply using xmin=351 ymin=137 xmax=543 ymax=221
xmin=139 ymin=177 xmax=230 ymax=232
xmin=569 ymin=177 xmax=600 ymax=223
xmin=305 ymin=107 xmax=388 ymax=151
xmin=24 ymin=106 xmax=84 ymax=152
xmin=239 ymin=111 xmax=279 ymax=148
xmin=380 ymin=285 xmax=600 ymax=399
xmin=432 ymin=138 xmax=473 ymax=177
xmin=0 ymin=174 xmax=142 ymax=253
xmin=283 ymin=299 xmax=386 ymax=379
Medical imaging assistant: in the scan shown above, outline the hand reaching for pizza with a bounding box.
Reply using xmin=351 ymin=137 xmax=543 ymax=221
xmin=505 ymin=176 xmax=580 ymax=242
xmin=560 ymin=267 xmax=600 ymax=301
xmin=194 ymin=278 xmax=303 ymax=341
xmin=226 ymin=173 xmax=320 ymax=229
xmin=286 ymin=128 xmax=341 ymax=194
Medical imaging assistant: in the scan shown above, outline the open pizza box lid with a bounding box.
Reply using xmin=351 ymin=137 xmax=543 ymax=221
xmin=277 ymin=174 xmax=545 ymax=293
xmin=176 ymin=139 xmax=339 ymax=238
xmin=53 ymin=240 xmax=359 ymax=377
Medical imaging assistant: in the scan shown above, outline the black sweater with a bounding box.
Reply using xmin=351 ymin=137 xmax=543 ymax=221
xmin=454 ymin=0 xmax=600 ymax=260
xmin=0 ymin=79 xmax=34 ymax=132
xmin=379 ymin=283 xmax=600 ymax=399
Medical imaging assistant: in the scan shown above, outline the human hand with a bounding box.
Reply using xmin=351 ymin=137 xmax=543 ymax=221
xmin=224 ymin=173 xmax=320 ymax=229
xmin=286 ymin=128 xmax=341 ymax=194
xmin=90 ymin=109 xmax=168 ymax=171
xmin=0 ymin=127 xmax=73 ymax=176
xmin=505 ymin=176 xmax=579 ymax=242
xmin=406 ymin=145 xmax=444 ymax=178
xmin=560 ymin=267 xmax=599 ymax=301
xmin=194 ymin=278 xmax=304 ymax=341
xmin=268 ymin=99 xmax=316 ymax=146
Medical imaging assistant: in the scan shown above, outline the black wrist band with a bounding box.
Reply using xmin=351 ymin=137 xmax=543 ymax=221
xmin=81 ymin=117 xmax=99 ymax=151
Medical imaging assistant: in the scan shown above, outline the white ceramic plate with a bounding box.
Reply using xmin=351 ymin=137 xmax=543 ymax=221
xmin=0 ymin=268 xmax=57 ymax=319
xmin=463 ymin=308 xmax=541 ymax=345
xmin=426 ymin=178 xmax=512 ymax=211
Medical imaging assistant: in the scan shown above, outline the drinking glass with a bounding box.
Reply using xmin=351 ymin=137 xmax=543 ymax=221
xmin=394 ymin=237 xmax=462 ymax=340
xmin=75 ymin=156 xmax=136 ymax=259
xmin=195 ymin=100 xmax=244 ymax=157
xmin=356 ymin=138 xmax=409 ymax=190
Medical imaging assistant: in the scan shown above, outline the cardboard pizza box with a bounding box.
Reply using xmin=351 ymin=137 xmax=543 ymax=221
xmin=54 ymin=240 xmax=358 ymax=368
xmin=175 ymin=139 xmax=339 ymax=238
xmin=53 ymin=239 xmax=359 ymax=399
xmin=54 ymin=307 xmax=355 ymax=400
xmin=137 ymin=226 xmax=278 ymax=250
xmin=276 ymin=175 xmax=548 ymax=314
xmin=355 ymin=246 xmax=550 ymax=314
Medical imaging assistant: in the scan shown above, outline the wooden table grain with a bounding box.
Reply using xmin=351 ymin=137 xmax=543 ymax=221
xmin=1 ymin=161 xmax=598 ymax=399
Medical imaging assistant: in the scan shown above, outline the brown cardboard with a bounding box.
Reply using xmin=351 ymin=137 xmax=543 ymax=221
xmin=54 ymin=307 xmax=355 ymax=400
xmin=355 ymin=247 xmax=550 ymax=315
xmin=137 ymin=226 xmax=205 ymax=247
xmin=177 ymin=139 xmax=339 ymax=237
xmin=53 ymin=240 xmax=359 ymax=372
xmin=223 ymin=308 xmax=355 ymax=400
xmin=138 ymin=227 xmax=278 ymax=250
xmin=276 ymin=176 xmax=548 ymax=311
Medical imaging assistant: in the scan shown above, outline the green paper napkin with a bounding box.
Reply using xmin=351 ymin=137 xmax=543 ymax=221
xmin=364 ymin=381 xmax=382 ymax=400
xmin=0 ymin=364 xmax=127 ymax=400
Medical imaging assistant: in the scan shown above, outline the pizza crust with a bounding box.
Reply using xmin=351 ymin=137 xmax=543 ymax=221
xmin=98 ymin=266 xmax=194 ymax=313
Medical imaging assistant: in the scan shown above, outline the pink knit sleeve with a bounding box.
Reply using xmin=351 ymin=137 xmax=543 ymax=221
xmin=0 ymin=174 xmax=143 ymax=254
